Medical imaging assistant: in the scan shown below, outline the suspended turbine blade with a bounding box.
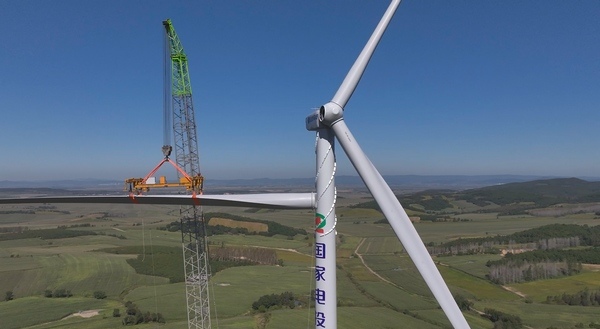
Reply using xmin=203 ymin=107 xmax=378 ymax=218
xmin=331 ymin=0 xmax=401 ymax=109
xmin=331 ymin=120 xmax=470 ymax=328
xmin=0 ymin=193 xmax=315 ymax=209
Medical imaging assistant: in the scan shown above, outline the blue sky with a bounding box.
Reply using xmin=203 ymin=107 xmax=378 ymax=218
xmin=1 ymin=1 xmax=599 ymax=181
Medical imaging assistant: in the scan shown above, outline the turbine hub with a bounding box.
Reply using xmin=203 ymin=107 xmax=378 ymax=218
xmin=319 ymin=102 xmax=344 ymax=126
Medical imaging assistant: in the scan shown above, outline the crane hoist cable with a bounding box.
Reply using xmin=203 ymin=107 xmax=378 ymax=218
xmin=162 ymin=24 xmax=172 ymax=158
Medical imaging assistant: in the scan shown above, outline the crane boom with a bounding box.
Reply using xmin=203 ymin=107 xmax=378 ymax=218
xmin=162 ymin=19 xmax=212 ymax=329
xmin=163 ymin=19 xmax=200 ymax=177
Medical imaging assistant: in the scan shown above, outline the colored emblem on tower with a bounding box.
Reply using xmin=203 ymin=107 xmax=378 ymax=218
xmin=315 ymin=213 xmax=326 ymax=233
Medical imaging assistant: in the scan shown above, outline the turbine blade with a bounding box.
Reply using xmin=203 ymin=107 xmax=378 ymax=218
xmin=0 ymin=193 xmax=315 ymax=209
xmin=331 ymin=119 xmax=471 ymax=328
xmin=331 ymin=0 xmax=401 ymax=109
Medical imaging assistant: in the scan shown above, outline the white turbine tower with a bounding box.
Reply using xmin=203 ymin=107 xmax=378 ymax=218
xmin=306 ymin=1 xmax=470 ymax=327
xmin=0 ymin=1 xmax=471 ymax=328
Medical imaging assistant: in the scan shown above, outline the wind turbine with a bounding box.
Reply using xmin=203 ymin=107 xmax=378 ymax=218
xmin=306 ymin=1 xmax=470 ymax=328
xmin=0 ymin=1 xmax=470 ymax=328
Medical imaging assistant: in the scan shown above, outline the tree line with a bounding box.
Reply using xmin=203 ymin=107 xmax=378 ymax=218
xmin=429 ymin=224 xmax=600 ymax=256
xmin=485 ymin=248 xmax=600 ymax=284
xmin=205 ymin=212 xmax=306 ymax=237
xmin=429 ymin=237 xmax=582 ymax=256
xmin=0 ymin=226 xmax=29 ymax=233
xmin=44 ymin=289 xmax=73 ymax=298
xmin=251 ymin=291 xmax=299 ymax=312
xmin=160 ymin=212 xmax=306 ymax=238
xmin=426 ymin=224 xmax=600 ymax=284
xmin=487 ymin=260 xmax=581 ymax=284
xmin=489 ymin=248 xmax=600 ymax=266
xmin=545 ymin=288 xmax=600 ymax=306
xmin=483 ymin=308 xmax=523 ymax=329
xmin=0 ymin=227 xmax=96 ymax=241
xmin=120 ymin=301 xmax=165 ymax=326
xmin=350 ymin=191 xmax=453 ymax=212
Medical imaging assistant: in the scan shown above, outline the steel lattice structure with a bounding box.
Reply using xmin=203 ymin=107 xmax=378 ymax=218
xmin=163 ymin=19 xmax=211 ymax=329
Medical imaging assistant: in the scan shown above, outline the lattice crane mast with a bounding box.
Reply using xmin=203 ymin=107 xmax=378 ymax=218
xmin=162 ymin=18 xmax=211 ymax=329
xmin=124 ymin=18 xmax=212 ymax=329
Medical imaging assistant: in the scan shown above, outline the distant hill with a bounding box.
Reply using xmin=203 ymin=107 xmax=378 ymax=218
xmin=352 ymin=177 xmax=600 ymax=216
xmin=0 ymin=179 xmax=121 ymax=189
xmin=204 ymin=175 xmax=563 ymax=189
xmin=0 ymin=187 xmax=78 ymax=198
xmin=1 ymin=175 xmax=598 ymax=191
xmin=458 ymin=177 xmax=600 ymax=207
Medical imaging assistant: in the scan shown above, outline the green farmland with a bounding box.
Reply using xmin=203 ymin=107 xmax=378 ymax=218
xmin=2 ymin=180 xmax=600 ymax=328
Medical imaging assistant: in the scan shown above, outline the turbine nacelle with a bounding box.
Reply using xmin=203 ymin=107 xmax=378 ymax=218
xmin=305 ymin=102 xmax=344 ymax=131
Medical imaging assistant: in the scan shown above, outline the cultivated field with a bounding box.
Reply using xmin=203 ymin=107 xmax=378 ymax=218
xmin=208 ymin=217 xmax=269 ymax=233
xmin=1 ymin=185 xmax=600 ymax=328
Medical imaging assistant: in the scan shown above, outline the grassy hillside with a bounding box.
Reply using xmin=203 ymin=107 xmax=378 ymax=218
xmin=2 ymin=180 xmax=600 ymax=328
xmin=458 ymin=178 xmax=600 ymax=206
xmin=352 ymin=178 xmax=600 ymax=217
